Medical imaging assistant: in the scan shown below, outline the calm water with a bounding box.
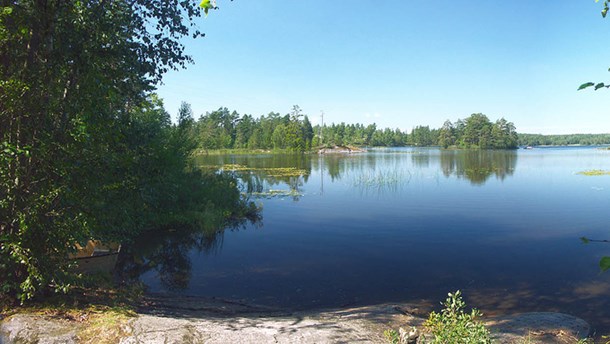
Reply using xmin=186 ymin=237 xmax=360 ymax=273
xmin=133 ymin=147 xmax=610 ymax=330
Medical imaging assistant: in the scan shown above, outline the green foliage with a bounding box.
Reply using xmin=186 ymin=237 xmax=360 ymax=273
xmin=383 ymin=329 xmax=400 ymax=344
xmin=191 ymin=109 xmax=518 ymax=150
xmin=438 ymin=120 xmax=456 ymax=148
xmin=577 ymin=81 xmax=608 ymax=91
xmin=200 ymin=0 xmax=215 ymax=13
xmin=578 ymin=78 xmax=610 ymax=91
xmin=410 ymin=125 xmax=437 ymax=146
xmin=580 ymin=237 xmax=610 ymax=273
xmin=600 ymin=257 xmax=610 ymax=272
xmin=0 ymin=0 xmax=257 ymax=303
xmin=424 ymin=290 xmax=491 ymax=344
xmin=195 ymin=106 xmax=314 ymax=152
xmin=598 ymin=0 xmax=609 ymax=18
xmin=436 ymin=114 xmax=518 ymax=150
xmin=192 ymin=109 xmax=410 ymax=150
xmin=519 ymin=133 xmax=610 ymax=146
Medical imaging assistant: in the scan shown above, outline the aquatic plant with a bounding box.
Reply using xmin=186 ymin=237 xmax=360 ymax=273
xmin=577 ymin=169 xmax=610 ymax=176
xmin=350 ymin=169 xmax=412 ymax=197
xmin=216 ymin=164 xmax=309 ymax=178
xmin=264 ymin=167 xmax=309 ymax=178
xmin=250 ymin=189 xmax=303 ymax=199
xmin=580 ymin=237 xmax=610 ymax=273
xmin=352 ymin=170 xmax=408 ymax=188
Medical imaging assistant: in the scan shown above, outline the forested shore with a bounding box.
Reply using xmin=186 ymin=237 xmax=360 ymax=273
xmin=185 ymin=103 xmax=610 ymax=153
xmin=518 ymin=133 xmax=610 ymax=146
xmin=184 ymin=105 xmax=520 ymax=151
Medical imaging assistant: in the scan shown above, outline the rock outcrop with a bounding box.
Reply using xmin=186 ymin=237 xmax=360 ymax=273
xmin=0 ymin=295 xmax=591 ymax=344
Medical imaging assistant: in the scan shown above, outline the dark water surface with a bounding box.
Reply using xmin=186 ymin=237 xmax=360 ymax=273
xmin=136 ymin=147 xmax=610 ymax=331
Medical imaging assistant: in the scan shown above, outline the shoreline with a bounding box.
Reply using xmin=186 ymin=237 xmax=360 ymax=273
xmin=192 ymin=144 xmax=609 ymax=156
xmin=0 ymin=293 xmax=591 ymax=343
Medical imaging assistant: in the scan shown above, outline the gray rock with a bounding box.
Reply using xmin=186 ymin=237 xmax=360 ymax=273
xmin=1 ymin=314 xmax=79 ymax=344
xmin=0 ymin=299 xmax=592 ymax=344
xmin=486 ymin=312 xmax=590 ymax=343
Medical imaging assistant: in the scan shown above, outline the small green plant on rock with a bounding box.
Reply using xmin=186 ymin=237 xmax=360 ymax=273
xmin=423 ymin=290 xmax=491 ymax=344
xmin=384 ymin=329 xmax=400 ymax=344
xmin=384 ymin=327 xmax=419 ymax=344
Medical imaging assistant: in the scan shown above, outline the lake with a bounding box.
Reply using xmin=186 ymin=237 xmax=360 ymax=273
xmin=133 ymin=147 xmax=610 ymax=331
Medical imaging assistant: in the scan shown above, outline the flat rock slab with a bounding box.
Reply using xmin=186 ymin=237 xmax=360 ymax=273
xmin=122 ymin=313 xmax=388 ymax=344
xmin=0 ymin=296 xmax=591 ymax=344
xmin=0 ymin=314 xmax=79 ymax=344
xmin=487 ymin=312 xmax=590 ymax=344
xmin=128 ymin=295 xmax=410 ymax=344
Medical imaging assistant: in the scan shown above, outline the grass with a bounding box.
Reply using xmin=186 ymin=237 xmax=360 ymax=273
xmin=2 ymin=303 xmax=135 ymax=344
xmin=577 ymin=169 xmax=610 ymax=176
xmin=77 ymin=306 xmax=134 ymax=344
xmin=0 ymin=273 xmax=142 ymax=343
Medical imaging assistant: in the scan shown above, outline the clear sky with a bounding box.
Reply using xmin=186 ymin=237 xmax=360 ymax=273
xmin=156 ymin=0 xmax=610 ymax=135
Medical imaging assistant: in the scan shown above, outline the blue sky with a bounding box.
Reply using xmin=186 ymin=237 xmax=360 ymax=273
xmin=156 ymin=1 xmax=610 ymax=134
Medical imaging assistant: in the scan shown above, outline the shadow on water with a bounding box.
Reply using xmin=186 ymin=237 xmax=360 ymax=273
xmin=116 ymin=217 xmax=261 ymax=292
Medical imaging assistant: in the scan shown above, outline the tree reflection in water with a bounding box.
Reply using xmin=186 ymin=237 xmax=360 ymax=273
xmin=118 ymin=150 xmax=518 ymax=293
xmin=116 ymin=216 xmax=260 ymax=291
xmin=439 ymin=150 xmax=517 ymax=185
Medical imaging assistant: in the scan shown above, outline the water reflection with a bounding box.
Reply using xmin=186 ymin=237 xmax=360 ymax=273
xmin=196 ymin=154 xmax=312 ymax=201
xmin=411 ymin=152 xmax=430 ymax=168
xmin=439 ymin=150 xmax=517 ymax=185
xmin=196 ymin=149 xmax=518 ymax=199
xmin=117 ymin=219 xmax=259 ymax=291
xmin=132 ymin=149 xmax=520 ymax=287
xmin=127 ymin=147 xmax=610 ymax=334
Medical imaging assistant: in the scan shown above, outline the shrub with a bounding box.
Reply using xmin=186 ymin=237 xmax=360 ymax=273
xmin=423 ymin=290 xmax=491 ymax=344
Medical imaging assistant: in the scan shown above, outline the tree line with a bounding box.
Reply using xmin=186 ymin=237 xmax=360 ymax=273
xmin=518 ymin=133 xmax=610 ymax=146
xmin=185 ymin=107 xmax=520 ymax=151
